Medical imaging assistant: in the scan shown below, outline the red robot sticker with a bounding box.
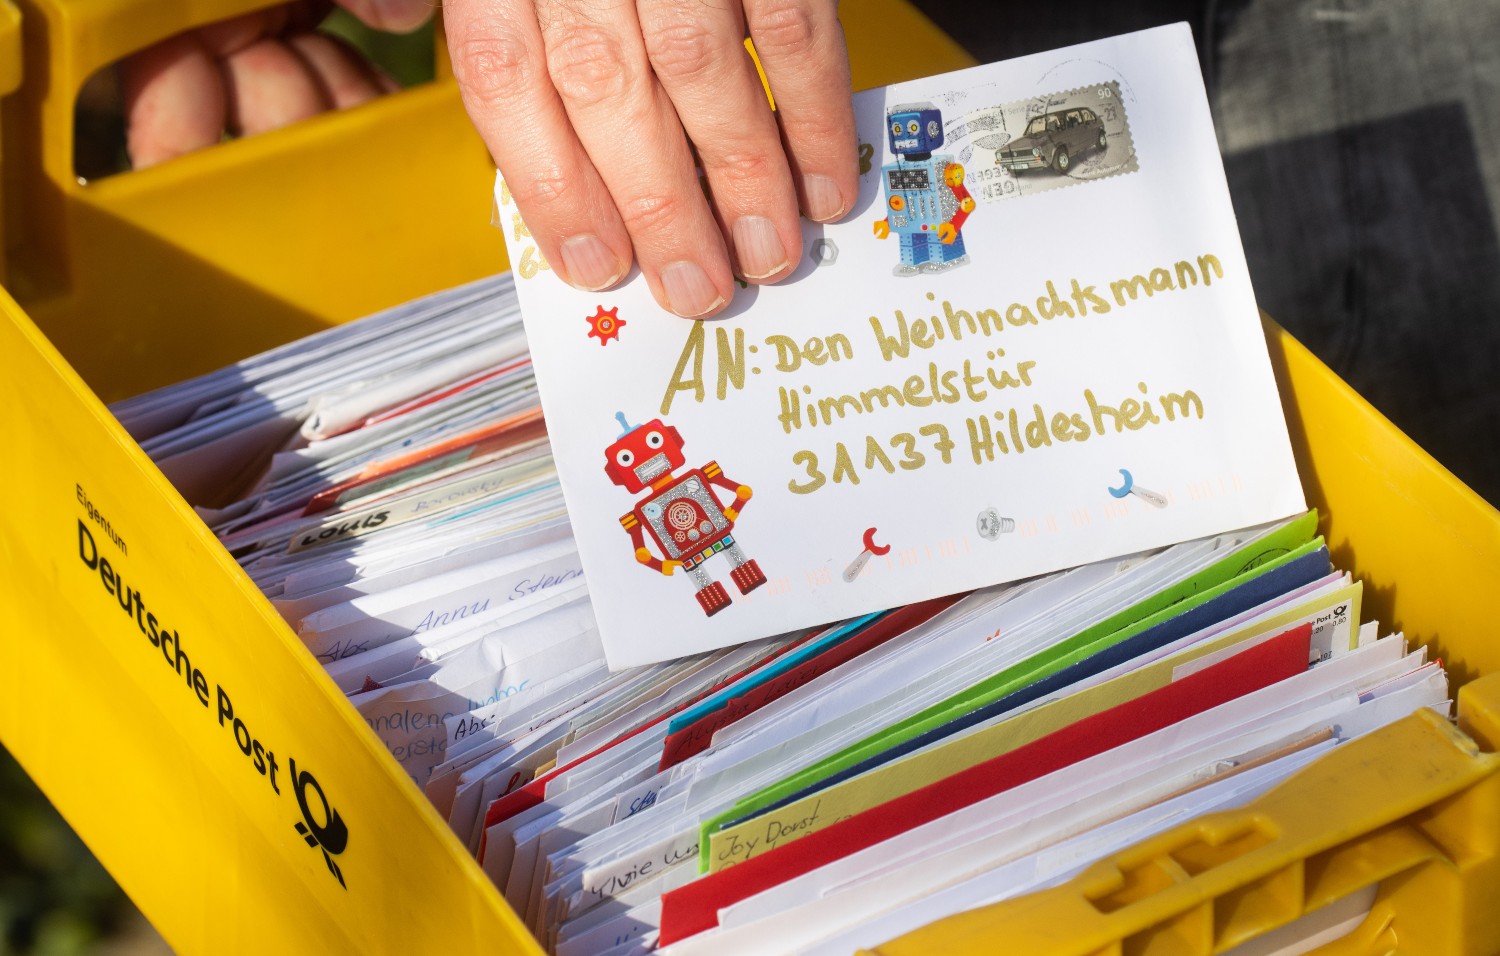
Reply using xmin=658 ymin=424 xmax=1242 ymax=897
xmin=606 ymin=413 xmax=767 ymax=617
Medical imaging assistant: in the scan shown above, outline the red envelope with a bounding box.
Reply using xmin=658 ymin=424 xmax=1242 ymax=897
xmin=657 ymin=622 xmax=1313 ymax=945
xmin=658 ymin=595 xmax=964 ymax=770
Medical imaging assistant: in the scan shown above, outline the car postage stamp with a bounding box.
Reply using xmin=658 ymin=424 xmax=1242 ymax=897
xmin=942 ymin=80 xmax=1139 ymax=204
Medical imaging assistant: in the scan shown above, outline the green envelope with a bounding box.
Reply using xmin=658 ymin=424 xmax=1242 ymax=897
xmin=698 ymin=510 xmax=1321 ymax=868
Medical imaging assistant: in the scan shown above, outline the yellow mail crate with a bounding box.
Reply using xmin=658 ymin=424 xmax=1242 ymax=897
xmin=1 ymin=1 xmax=1496 ymax=953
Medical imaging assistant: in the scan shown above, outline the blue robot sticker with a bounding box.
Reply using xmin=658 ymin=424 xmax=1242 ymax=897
xmin=873 ymin=102 xmax=976 ymax=276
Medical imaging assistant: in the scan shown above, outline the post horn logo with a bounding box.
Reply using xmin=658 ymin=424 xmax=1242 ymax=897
xmin=291 ymin=759 xmax=349 ymax=889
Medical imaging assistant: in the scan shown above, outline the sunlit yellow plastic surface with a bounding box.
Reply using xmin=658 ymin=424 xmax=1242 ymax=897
xmin=2 ymin=0 xmax=502 ymax=403
xmin=0 ymin=285 xmax=544 ymax=954
xmin=1262 ymin=322 xmax=1500 ymax=692
xmin=864 ymin=680 xmax=1500 ymax=956
xmin=0 ymin=3 xmax=973 ymax=953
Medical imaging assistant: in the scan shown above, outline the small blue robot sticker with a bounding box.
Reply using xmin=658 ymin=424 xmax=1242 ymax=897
xmin=873 ymin=102 xmax=976 ymax=276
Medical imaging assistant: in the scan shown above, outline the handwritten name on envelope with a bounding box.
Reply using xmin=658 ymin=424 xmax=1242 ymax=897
xmin=499 ymin=25 xmax=1305 ymax=667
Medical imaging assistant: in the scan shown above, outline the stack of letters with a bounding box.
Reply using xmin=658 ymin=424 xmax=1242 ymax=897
xmin=112 ymin=274 xmax=1445 ymax=955
xmin=108 ymin=25 xmax=1445 ymax=955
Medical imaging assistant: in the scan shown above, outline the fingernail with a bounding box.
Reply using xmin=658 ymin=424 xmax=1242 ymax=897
xmin=559 ymin=235 xmax=626 ymax=292
xmin=733 ymin=216 xmax=790 ymax=280
xmin=803 ymin=174 xmax=846 ymax=222
xmin=660 ymin=261 xmax=725 ymax=318
xmin=366 ymin=0 xmax=433 ymax=32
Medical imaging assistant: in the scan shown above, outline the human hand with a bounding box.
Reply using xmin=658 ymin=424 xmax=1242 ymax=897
xmin=444 ymin=0 xmax=858 ymax=318
xmin=121 ymin=1 xmax=429 ymax=170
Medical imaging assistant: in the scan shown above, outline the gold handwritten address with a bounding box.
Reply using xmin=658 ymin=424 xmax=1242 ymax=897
xmin=658 ymin=253 xmax=1225 ymax=495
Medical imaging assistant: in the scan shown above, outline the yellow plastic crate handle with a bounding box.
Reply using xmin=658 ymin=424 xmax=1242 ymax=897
xmin=863 ymin=677 xmax=1500 ymax=956
xmin=25 ymin=0 xmax=388 ymax=188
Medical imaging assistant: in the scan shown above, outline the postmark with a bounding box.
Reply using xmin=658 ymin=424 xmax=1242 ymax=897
xmin=948 ymin=80 xmax=1139 ymax=203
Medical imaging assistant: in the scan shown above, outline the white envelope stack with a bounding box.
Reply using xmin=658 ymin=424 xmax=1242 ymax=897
xmin=114 ymin=272 xmax=1445 ymax=956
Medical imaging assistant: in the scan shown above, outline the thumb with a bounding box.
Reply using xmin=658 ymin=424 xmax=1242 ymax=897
xmin=336 ymin=0 xmax=433 ymax=33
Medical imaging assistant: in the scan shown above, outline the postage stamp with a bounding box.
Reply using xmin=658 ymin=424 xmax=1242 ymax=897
xmin=945 ymin=80 xmax=1139 ymax=203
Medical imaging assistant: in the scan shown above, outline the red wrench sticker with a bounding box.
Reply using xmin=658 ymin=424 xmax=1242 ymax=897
xmin=842 ymin=527 xmax=891 ymax=582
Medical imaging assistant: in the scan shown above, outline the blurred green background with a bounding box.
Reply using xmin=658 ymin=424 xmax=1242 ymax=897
xmin=0 ymin=747 xmax=169 ymax=956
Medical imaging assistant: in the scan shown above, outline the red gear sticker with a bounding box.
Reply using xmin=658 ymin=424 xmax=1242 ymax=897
xmin=586 ymin=305 xmax=626 ymax=346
